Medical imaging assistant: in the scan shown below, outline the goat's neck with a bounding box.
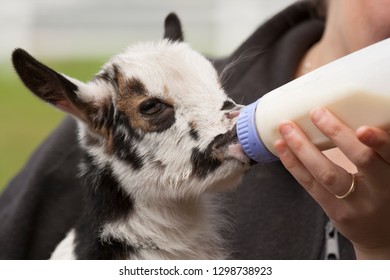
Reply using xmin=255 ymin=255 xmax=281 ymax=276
xmin=79 ymin=150 xmax=227 ymax=259
xmin=100 ymin=194 xmax=226 ymax=259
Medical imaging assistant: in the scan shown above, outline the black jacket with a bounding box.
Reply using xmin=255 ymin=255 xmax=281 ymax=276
xmin=0 ymin=1 xmax=355 ymax=259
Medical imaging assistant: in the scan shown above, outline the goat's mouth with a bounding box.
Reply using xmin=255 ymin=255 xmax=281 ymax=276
xmin=212 ymin=127 xmax=252 ymax=165
xmin=190 ymin=127 xmax=253 ymax=179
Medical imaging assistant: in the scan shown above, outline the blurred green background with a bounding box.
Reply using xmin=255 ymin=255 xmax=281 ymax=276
xmin=0 ymin=58 xmax=107 ymax=192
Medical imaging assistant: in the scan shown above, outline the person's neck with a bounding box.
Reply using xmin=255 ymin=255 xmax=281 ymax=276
xmin=295 ymin=33 xmax=349 ymax=78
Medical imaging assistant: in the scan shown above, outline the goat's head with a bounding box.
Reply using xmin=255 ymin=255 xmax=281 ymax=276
xmin=12 ymin=14 xmax=251 ymax=201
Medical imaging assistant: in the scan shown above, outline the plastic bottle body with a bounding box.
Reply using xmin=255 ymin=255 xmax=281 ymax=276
xmin=237 ymin=38 xmax=390 ymax=164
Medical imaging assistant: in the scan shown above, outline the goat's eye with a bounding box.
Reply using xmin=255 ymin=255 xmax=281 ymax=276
xmin=139 ymin=99 xmax=166 ymax=116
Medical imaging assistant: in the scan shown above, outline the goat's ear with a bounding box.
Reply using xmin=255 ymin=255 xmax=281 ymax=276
xmin=12 ymin=48 xmax=99 ymax=123
xmin=164 ymin=13 xmax=184 ymax=42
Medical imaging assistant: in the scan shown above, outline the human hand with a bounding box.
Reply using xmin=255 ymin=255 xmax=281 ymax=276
xmin=274 ymin=107 xmax=390 ymax=259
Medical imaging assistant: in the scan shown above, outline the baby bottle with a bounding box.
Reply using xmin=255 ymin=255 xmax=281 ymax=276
xmin=236 ymin=38 xmax=390 ymax=164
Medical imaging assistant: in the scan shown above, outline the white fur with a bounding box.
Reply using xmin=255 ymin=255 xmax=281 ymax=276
xmin=100 ymin=194 xmax=228 ymax=259
xmin=50 ymin=229 xmax=77 ymax=260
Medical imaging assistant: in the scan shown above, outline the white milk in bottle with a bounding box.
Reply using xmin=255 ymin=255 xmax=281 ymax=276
xmin=236 ymin=38 xmax=390 ymax=164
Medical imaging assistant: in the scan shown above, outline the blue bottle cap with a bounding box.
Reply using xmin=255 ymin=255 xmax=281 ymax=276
xmin=236 ymin=100 xmax=279 ymax=164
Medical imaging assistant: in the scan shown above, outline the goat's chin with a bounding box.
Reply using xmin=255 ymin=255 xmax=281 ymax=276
xmin=226 ymin=146 xmax=251 ymax=165
xmin=218 ymin=142 xmax=251 ymax=165
xmin=207 ymin=161 xmax=248 ymax=193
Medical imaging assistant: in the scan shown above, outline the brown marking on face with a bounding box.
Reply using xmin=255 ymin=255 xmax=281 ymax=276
xmin=88 ymin=98 xmax=113 ymax=130
xmin=117 ymin=96 xmax=153 ymax=132
xmin=189 ymin=121 xmax=197 ymax=130
xmin=80 ymin=110 xmax=117 ymax=156
xmin=114 ymin=65 xmax=145 ymax=97
xmin=163 ymin=84 xmax=169 ymax=96
xmin=83 ymin=128 xmax=113 ymax=156
xmin=114 ymin=69 xmax=175 ymax=133
xmin=113 ymin=67 xmax=152 ymax=131
xmin=104 ymin=131 xmax=115 ymax=154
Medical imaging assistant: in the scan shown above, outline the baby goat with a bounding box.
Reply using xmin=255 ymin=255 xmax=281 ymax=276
xmin=12 ymin=14 xmax=251 ymax=259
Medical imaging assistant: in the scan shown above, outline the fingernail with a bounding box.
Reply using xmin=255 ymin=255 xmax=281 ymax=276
xmin=274 ymin=141 xmax=288 ymax=156
xmin=311 ymin=107 xmax=326 ymax=123
xmin=279 ymin=122 xmax=293 ymax=136
xmin=358 ymin=127 xmax=376 ymax=146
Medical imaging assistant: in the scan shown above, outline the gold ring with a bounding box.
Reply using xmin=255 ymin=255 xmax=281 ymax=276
xmin=335 ymin=173 xmax=357 ymax=199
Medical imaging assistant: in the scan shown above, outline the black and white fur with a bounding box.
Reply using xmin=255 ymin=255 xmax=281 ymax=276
xmin=12 ymin=14 xmax=251 ymax=259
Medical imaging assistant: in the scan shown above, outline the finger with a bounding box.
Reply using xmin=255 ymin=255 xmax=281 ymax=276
xmin=356 ymin=126 xmax=390 ymax=163
xmin=278 ymin=121 xmax=352 ymax=197
xmin=274 ymin=139 xmax=337 ymax=208
xmin=310 ymin=108 xmax=382 ymax=171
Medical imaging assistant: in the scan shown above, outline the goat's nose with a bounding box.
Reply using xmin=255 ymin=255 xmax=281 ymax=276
xmin=226 ymin=111 xmax=240 ymax=119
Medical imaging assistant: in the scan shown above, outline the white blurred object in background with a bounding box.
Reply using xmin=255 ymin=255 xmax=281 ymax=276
xmin=0 ymin=0 xmax=291 ymax=61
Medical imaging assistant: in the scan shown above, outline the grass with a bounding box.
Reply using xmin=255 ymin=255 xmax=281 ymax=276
xmin=0 ymin=57 xmax=108 ymax=192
